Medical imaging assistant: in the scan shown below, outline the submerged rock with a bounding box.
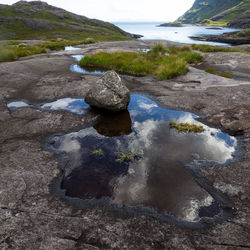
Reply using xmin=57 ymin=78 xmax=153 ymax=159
xmin=85 ymin=71 xmax=130 ymax=111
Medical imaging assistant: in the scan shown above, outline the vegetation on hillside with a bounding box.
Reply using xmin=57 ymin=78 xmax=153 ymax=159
xmin=79 ymin=43 xmax=203 ymax=80
xmin=0 ymin=1 xmax=131 ymax=40
xmin=175 ymin=0 xmax=250 ymax=28
xmin=230 ymin=29 xmax=250 ymax=37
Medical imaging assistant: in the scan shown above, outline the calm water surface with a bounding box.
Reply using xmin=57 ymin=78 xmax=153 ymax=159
xmin=114 ymin=22 xmax=240 ymax=46
xmin=45 ymin=94 xmax=236 ymax=223
xmin=7 ymin=94 xmax=237 ymax=222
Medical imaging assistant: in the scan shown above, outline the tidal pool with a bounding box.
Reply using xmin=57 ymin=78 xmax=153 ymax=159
xmin=47 ymin=94 xmax=236 ymax=224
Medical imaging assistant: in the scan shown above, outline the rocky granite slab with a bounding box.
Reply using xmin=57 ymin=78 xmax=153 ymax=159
xmin=0 ymin=40 xmax=249 ymax=249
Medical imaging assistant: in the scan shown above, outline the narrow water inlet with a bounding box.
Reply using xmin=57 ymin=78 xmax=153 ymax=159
xmin=7 ymin=94 xmax=237 ymax=224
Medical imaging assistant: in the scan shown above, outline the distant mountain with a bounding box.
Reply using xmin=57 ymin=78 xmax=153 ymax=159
xmin=174 ymin=0 xmax=250 ymax=28
xmin=0 ymin=1 xmax=135 ymax=40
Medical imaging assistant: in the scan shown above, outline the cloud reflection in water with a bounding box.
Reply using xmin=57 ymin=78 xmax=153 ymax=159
xmin=54 ymin=94 xmax=236 ymax=222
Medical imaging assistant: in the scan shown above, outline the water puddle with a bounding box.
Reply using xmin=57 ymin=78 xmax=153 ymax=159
xmin=70 ymin=54 xmax=107 ymax=75
xmin=71 ymin=55 xmax=85 ymax=61
xmin=7 ymin=101 xmax=30 ymax=110
xmin=137 ymin=48 xmax=150 ymax=53
xmin=8 ymin=94 xmax=237 ymax=225
xmin=65 ymin=46 xmax=81 ymax=51
xmin=40 ymin=98 xmax=89 ymax=114
xmin=44 ymin=94 xmax=237 ymax=225
xmin=7 ymin=98 xmax=90 ymax=115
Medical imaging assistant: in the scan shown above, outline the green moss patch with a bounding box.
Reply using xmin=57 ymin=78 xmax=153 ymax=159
xmin=91 ymin=149 xmax=104 ymax=157
xmin=169 ymin=122 xmax=204 ymax=133
xmin=205 ymin=67 xmax=233 ymax=78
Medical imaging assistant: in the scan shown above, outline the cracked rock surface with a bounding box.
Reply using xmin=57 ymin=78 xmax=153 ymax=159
xmin=0 ymin=40 xmax=250 ymax=249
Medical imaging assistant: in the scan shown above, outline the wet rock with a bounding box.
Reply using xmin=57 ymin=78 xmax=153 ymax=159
xmin=214 ymin=182 xmax=243 ymax=197
xmin=193 ymin=102 xmax=206 ymax=111
xmin=206 ymin=106 xmax=250 ymax=133
xmin=85 ymin=71 xmax=130 ymax=112
xmin=0 ymin=40 xmax=250 ymax=249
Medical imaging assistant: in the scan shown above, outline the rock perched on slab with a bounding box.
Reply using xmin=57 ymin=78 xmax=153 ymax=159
xmin=85 ymin=71 xmax=130 ymax=111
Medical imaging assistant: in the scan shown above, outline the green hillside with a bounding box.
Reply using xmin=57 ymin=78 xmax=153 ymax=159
xmin=0 ymin=1 xmax=133 ymax=41
xmin=176 ymin=0 xmax=250 ymax=28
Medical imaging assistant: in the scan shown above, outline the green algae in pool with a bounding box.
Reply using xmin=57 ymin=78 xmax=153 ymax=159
xmin=50 ymin=94 xmax=236 ymax=223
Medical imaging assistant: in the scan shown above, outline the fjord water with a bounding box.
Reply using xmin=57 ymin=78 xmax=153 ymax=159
xmin=114 ymin=22 xmax=240 ymax=46
xmin=46 ymin=94 xmax=236 ymax=223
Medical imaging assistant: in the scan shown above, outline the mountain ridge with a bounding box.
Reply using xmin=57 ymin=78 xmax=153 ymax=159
xmin=0 ymin=1 xmax=136 ymax=40
xmin=164 ymin=0 xmax=250 ymax=28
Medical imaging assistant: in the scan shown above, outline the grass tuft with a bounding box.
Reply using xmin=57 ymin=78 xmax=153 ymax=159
xmin=155 ymin=58 xmax=189 ymax=80
xmin=115 ymin=151 xmax=141 ymax=163
xmin=0 ymin=44 xmax=46 ymax=62
xmin=192 ymin=44 xmax=243 ymax=53
xmin=205 ymin=67 xmax=217 ymax=74
xmin=91 ymin=149 xmax=104 ymax=157
xmin=150 ymin=42 xmax=168 ymax=55
xmin=169 ymin=122 xmax=204 ymax=133
xmin=84 ymin=37 xmax=96 ymax=44
xmin=217 ymin=72 xmax=233 ymax=78
xmin=79 ymin=46 xmax=203 ymax=80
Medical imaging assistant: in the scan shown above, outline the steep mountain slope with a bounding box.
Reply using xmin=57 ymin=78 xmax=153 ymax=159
xmin=176 ymin=0 xmax=250 ymax=28
xmin=0 ymin=1 xmax=133 ymax=40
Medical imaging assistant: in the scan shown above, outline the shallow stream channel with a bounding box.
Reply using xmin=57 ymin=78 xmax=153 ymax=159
xmin=7 ymin=92 xmax=239 ymax=228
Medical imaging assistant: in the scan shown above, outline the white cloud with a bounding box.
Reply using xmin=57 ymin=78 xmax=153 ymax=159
xmin=138 ymin=101 xmax=158 ymax=110
xmin=1 ymin=0 xmax=195 ymax=22
xmin=7 ymin=101 xmax=29 ymax=108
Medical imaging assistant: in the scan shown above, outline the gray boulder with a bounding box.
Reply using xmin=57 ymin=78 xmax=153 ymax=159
xmin=85 ymin=71 xmax=130 ymax=111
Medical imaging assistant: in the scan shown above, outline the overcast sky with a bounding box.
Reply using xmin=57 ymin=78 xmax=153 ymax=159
xmin=0 ymin=0 xmax=195 ymax=22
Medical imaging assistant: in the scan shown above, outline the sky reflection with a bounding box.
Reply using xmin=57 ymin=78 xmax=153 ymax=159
xmin=54 ymin=94 xmax=236 ymax=222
